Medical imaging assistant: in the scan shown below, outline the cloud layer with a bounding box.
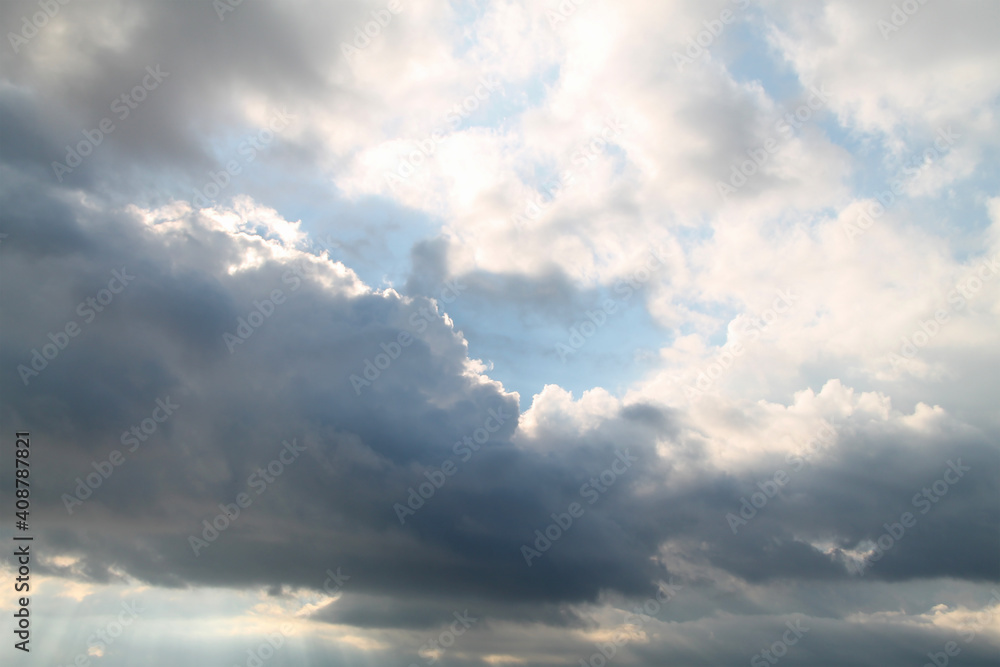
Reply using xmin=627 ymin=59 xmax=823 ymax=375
xmin=1 ymin=0 xmax=999 ymax=665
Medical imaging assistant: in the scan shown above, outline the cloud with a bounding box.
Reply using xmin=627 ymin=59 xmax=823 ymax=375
xmin=2 ymin=0 xmax=999 ymax=664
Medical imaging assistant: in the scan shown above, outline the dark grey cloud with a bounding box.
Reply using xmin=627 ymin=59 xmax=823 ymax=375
xmin=0 ymin=0 xmax=372 ymax=196
xmin=1 ymin=183 xmax=997 ymax=621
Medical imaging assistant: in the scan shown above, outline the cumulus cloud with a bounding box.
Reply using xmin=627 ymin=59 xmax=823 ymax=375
xmin=1 ymin=0 xmax=998 ymax=665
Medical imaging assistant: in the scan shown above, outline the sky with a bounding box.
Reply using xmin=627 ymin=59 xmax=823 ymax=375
xmin=1 ymin=0 xmax=999 ymax=665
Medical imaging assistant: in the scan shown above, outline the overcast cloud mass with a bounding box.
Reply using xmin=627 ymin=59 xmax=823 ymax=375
xmin=1 ymin=0 xmax=999 ymax=665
